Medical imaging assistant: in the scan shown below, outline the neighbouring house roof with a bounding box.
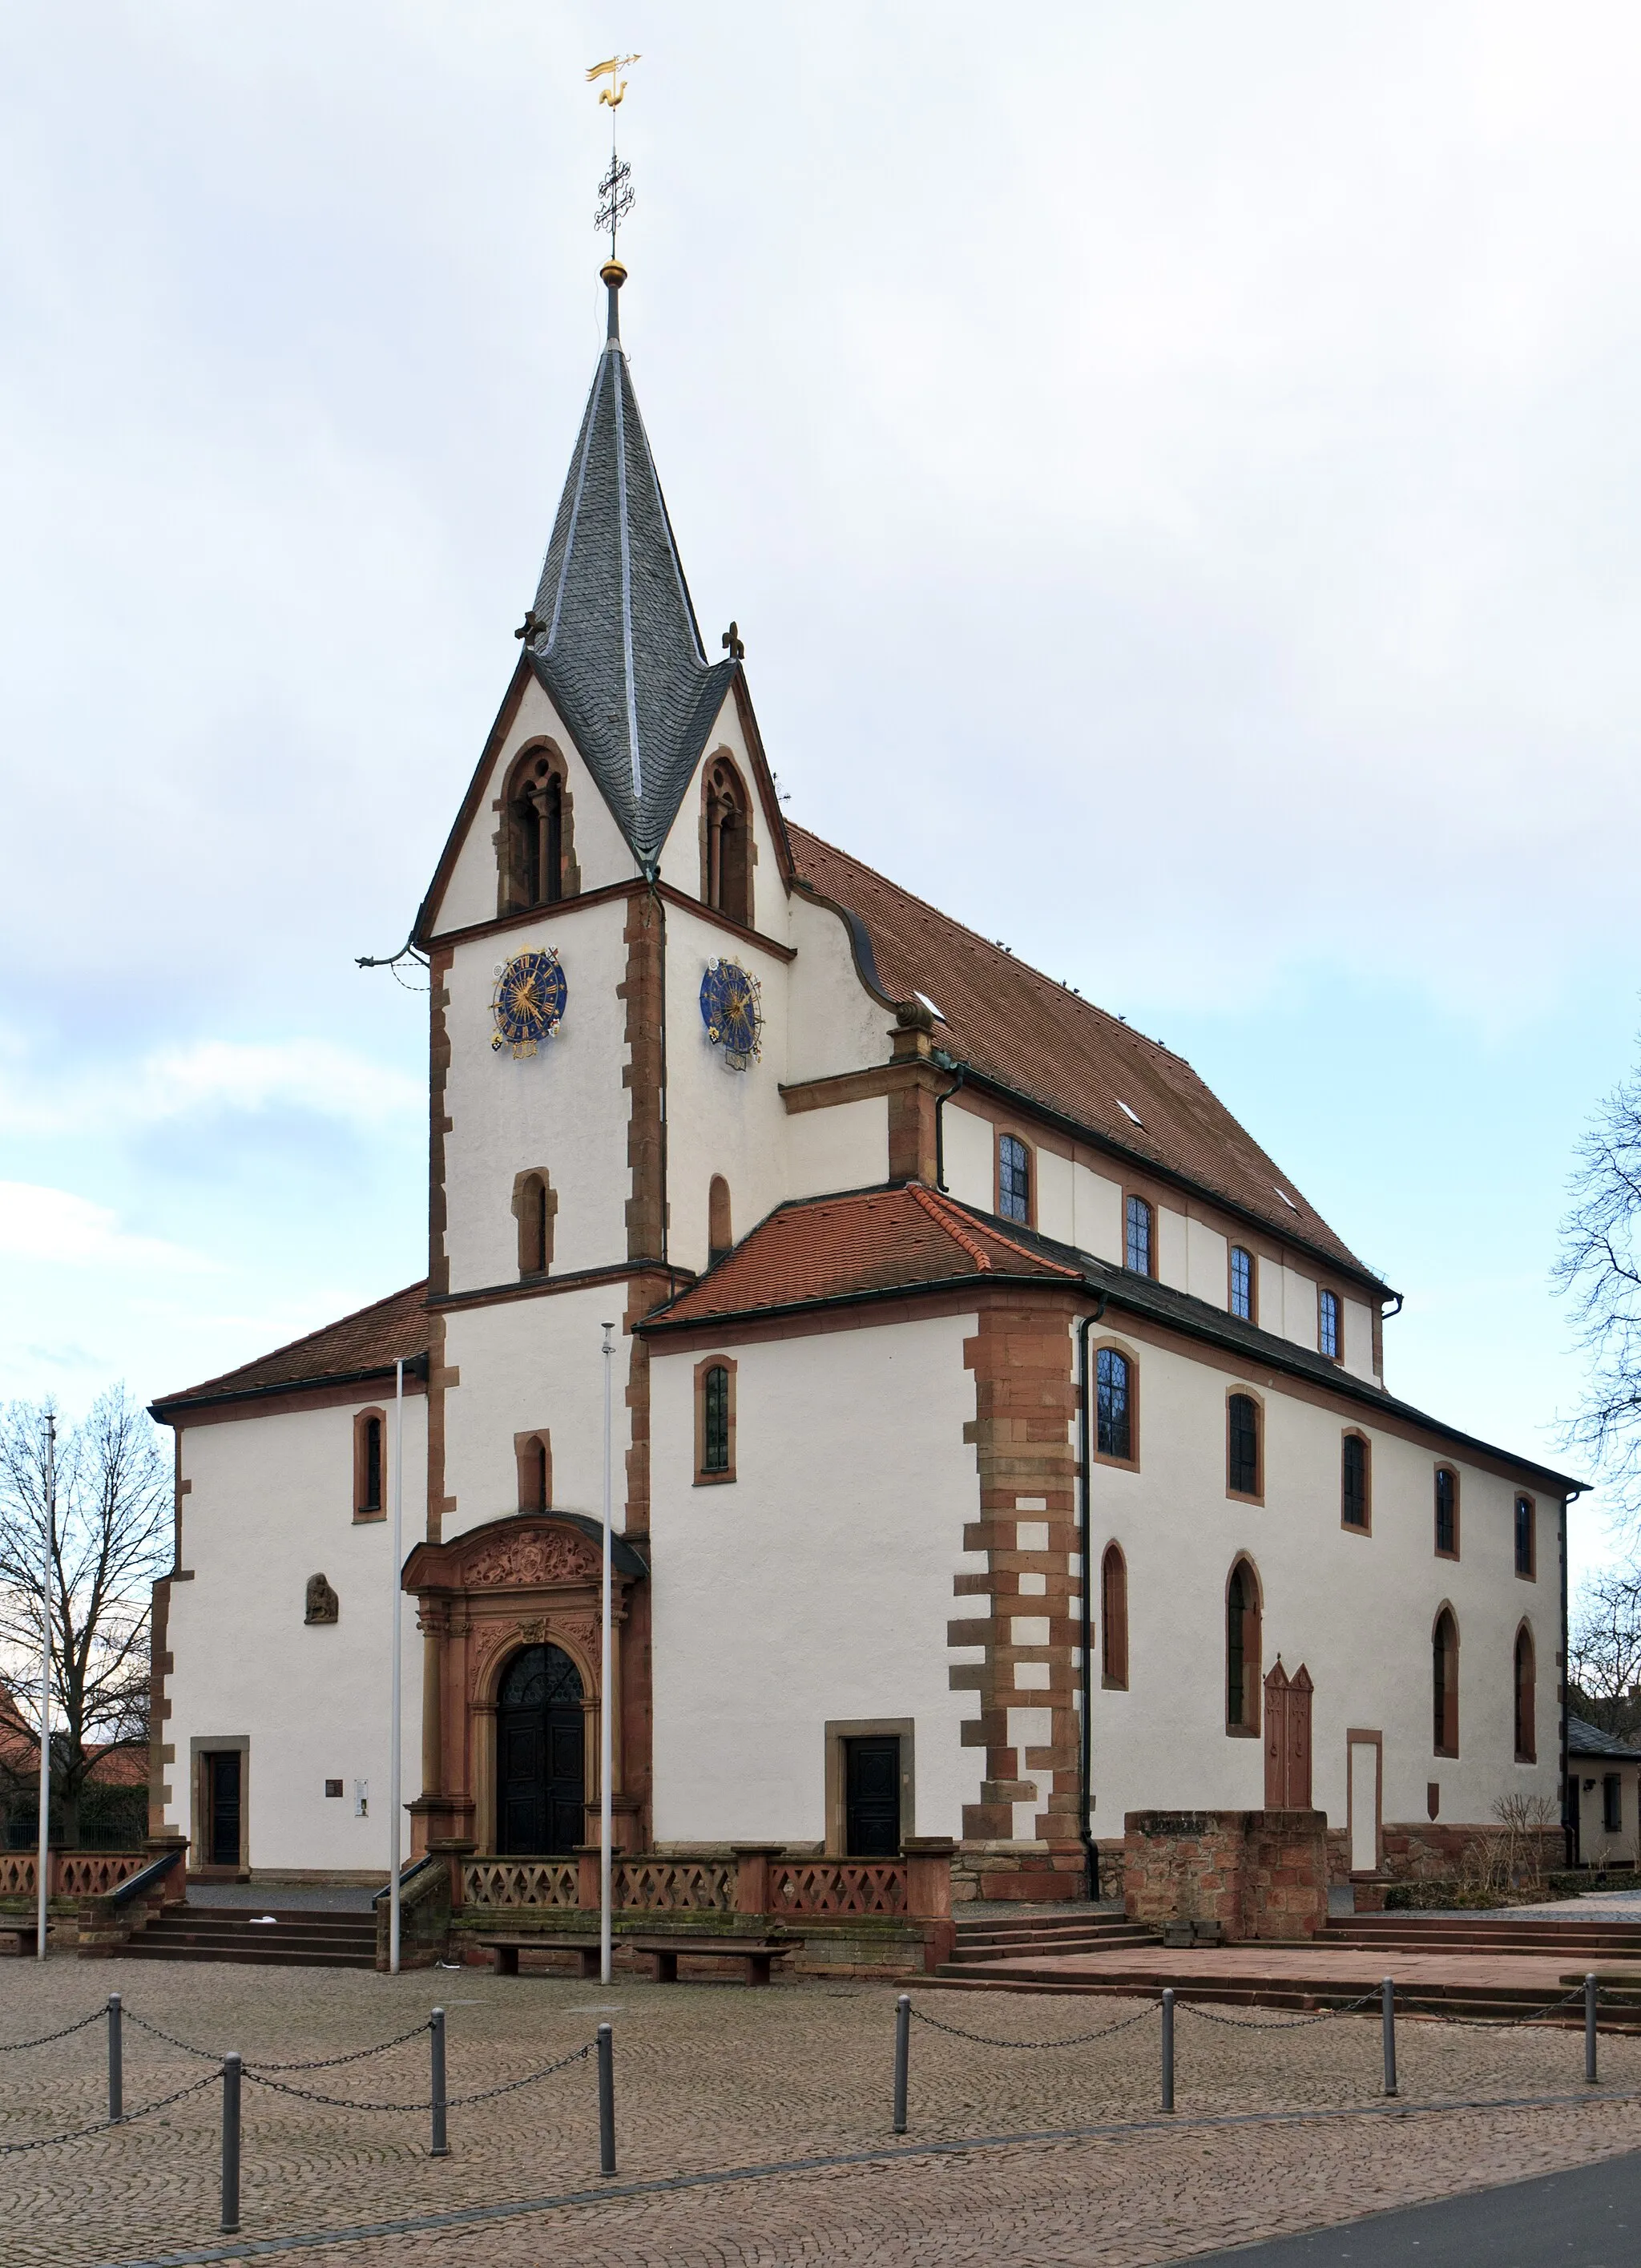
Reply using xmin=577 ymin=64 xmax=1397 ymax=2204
xmin=642 ymin=1184 xmax=1582 ymax=1495
xmin=151 ymin=1281 xmax=430 ymax=1417
xmin=789 ymin=825 xmax=1381 ymax=1289
xmin=519 ymin=310 xmax=737 ymax=870
xmin=1567 ymin=1715 xmax=1641 ymax=1762
xmin=0 ymin=1682 xmax=147 ymax=1786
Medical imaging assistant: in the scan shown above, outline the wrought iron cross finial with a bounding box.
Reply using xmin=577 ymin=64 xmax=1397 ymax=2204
xmin=589 ymin=54 xmax=640 ymax=262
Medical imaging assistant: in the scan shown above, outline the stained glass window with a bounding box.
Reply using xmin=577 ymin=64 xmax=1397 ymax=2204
xmin=703 ymin=1365 xmax=731 ymax=1473
xmin=1319 ymin=1289 xmax=1339 ymax=1361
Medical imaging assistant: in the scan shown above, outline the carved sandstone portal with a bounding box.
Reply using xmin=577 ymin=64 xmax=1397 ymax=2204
xmin=401 ymin=1514 xmax=651 ymax=1862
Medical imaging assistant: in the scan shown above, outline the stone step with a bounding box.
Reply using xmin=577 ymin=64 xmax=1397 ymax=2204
xmin=928 ymin=1967 xmax=1641 ymax=2025
xmin=123 ymin=1940 xmax=376 ymax=1968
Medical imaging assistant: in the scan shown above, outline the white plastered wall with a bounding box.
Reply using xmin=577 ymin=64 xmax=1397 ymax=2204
xmin=1085 ymin=1330 xmax=1561 ymax=1837
xmin=441 ymin=894 xmax=631 ymax=1293
xmin=441 ymin=1281 xmax=630 ymax=1539
xmin=164 ymin=1396 xmax=426 ymax=1875
xmin=665 ymin=902 xmax=796 ymax=1272
xmin=785 ymin=894 xmax=896 ymax=1084
xmin=648 ymin=1313 xmax=982 ymax=1843
xmin=431 ymin=676 xmax=638 ymax=934
xmin=1187 ymin=1217 xmax=1230 ymax=1307
xmin=785 ymin=1096 xmax=889 ymax=1200
xmin=940 ymin=1104 xmax=995 ymax=1213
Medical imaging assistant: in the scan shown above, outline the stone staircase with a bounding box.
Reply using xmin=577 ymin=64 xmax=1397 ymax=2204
xmin=937 ymin=1907 xmax=1157 ymax=1979
xmin=123 ymin=1905 xmax=377 ymax=1970
xmin=1318 ymin=1912 xmax=1641 ymax=1959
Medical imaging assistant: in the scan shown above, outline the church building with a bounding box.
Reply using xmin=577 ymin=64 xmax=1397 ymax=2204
xmin=149 ymin=260 xmax=1579 ymax=1911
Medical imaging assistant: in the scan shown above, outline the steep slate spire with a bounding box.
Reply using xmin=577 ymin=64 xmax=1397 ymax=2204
xmin=522 ymin=261 xmax=736 ymax=873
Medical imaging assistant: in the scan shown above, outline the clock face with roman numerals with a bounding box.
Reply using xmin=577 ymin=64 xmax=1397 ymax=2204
xmin=700 ymin=958 xmax=762 ymax=1071
xmin=491 ymin=949 xmax=567 ymax=1059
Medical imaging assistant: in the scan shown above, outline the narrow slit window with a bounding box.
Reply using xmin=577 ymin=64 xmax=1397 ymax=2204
xmin=1514 ymin=1625 xmax=1536 ymax=1762
xmin=1433 ymin=1609 xmax=1458 ymax=1755
xmin=703 ymin=1365 xmax=731 ymax=1474
xmin=359 ymin=1415 xmax=382 ymax=1516
xmin=1342 ymin=1434 xmax=1369 ymax=1529
xmin=1319 ymin=1289 xmax=1340 ymax=1361
xmin=518 ymin=1436 xmax=548 ymax=1515
xmin=1101 ymin=1544 xmax=1128 ymax=1689
xmin=1514 ymin=1495 xmax=1536 ymax=1579
xmin=1095 ymin=1347 xmax=1132 ymax=1462
xmin=1226 ymin=1560 xmax=1260 ymax=1732
xmin=1434 ymin=1467 xmax=1458 ymax=1557
xmin=1125 ymin=1195 xmax=1152 ymax=1277
xmin=1230 ymin=1246 xmax=1253 ymax=1322
xmin=998 ymin=1134 xmax=1030 ymax=1224
xmin=708 ymin=1175 xmax=732 ymax=1266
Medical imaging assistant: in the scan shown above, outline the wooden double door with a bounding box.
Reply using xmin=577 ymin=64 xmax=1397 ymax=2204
xmin=496 ymin=1644 xmax=586 ymax=1856
xmin=1263 ymin=1662 xmax=1313 ymax=1809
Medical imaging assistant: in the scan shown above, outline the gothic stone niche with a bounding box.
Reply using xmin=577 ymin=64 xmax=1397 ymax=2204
xmin=305 ymin=1573 xmax=340 ymax=1626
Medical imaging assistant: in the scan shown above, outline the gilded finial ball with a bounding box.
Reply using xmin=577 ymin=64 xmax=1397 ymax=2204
xmin=600 ymin=260 xmax=627 ymax=289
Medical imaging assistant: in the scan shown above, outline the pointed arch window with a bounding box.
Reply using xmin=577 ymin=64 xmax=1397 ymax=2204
xmin=515 ymin=1170 xmax=554 ymax=1278
xmin=1341 ymin=1432 xmax=1370 ymax=1531
xmin=502 ymin=749 xmax=574 ymax=911
xmin=1100 ymin=1544 xmax=1128 ymax=1690
xmin=1227 ymin=1392 xmax=1262 ymax=1500
xmin=353 ymin=1410 xmax=385 ymax=1521
xmin=703 ymin=757 xmax=752 ymax=928
xmin=1319 ymin=1288 xmax=1341 ymax=1362
xmin=998 ymin=1134 xmax=1031 ymax=1225
xmin=695 ymin=1355 xmax=736 ymax=1483
xmin=1226 ymin=1558 xmax=1262 ymax=1734
xmin=1514 ymin=1624 xmax=1537 ymax=1762
xmin=1229 ymin=1245 xmax=1254 ymax=1322
xmin=1433 ymin=1608 xmax=1458 ymax=1756
xmin=515 ymin=1432 xmax=550 ymax=1516
xmin=1095 ymin=1346 xmax=1135 ymax=1464
xmin=1125 ymin=1195 xmax=1152 ymax=1277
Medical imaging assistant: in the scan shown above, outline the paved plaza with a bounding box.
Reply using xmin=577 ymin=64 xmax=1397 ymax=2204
xmin=6 ymin=1955 xmax=1641 ymax=2266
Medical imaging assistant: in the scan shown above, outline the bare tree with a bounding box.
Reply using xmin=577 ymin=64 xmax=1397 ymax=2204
xmin=0 ymin=1389 xmax=171 ymax=1846
xmin=1557 ymin=1034 xmax=1641 ymax=1528
xmin=1568 ymin=1564 xmax=1641 ymax=1737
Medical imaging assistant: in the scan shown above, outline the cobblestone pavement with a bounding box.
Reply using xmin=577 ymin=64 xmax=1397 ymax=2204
xmin=6 ymin=1956 xmax=1641 ymax=2267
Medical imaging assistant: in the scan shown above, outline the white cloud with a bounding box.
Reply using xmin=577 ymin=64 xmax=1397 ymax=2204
xmin=0 ymin=1039 xmax=423 ymax=1140
xmin=0 ymin=1184 xmax=211 ymax=1273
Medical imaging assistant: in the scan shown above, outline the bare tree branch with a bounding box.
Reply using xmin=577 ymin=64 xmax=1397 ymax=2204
xmin=0 ymin=1388 xmax=171 ymax=1843
xmin=1556 ymin=1027 xmax=1641 ymax=1532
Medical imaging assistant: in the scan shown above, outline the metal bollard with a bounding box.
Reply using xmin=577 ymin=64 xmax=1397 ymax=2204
xmin=598 ymin=2022 xmax=616 ymax=2175
xmin=1160 ymin=1988 xmax=1175 ymax=2113
xmin=429 ymin=2008 xmax=449 ymax=2157
xmin=893 ymin=1995 xmax=911 ymax=2135
xmin=220 ymin=2053 xmax=242 ymax=2236
xmin=107 ymin=1993 xmax=123 ymax=2125
xmin=1381 ymin=1977 xmax=1397 ymax=2099
xmin=1587 ymin=1973 xmax=1599 ymax=2084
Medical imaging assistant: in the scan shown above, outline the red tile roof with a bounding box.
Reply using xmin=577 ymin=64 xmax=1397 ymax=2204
xmin=651 ymin=1184 xmax=1078 ymax=1327
xmin=152 ymin=1281 xmax=430 ymax=1413
xmin=790 ymin=825 xmax=1375 ymax=1284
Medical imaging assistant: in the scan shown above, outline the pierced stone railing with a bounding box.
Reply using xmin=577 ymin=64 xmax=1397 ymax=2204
xmin=462 ymin=1859 xmax=579 ymax=1909
xmin=613 ymin=1857 xmax=734 ymax=1912
xmin=768 ymin=1861 xmax=907 ymax=1916
xmin=0 ymin=1850 xmax=149 ymax=1901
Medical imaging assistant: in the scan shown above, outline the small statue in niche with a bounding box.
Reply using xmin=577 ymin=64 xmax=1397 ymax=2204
xmin=304 ymin=1572 xmax=340 ymax=1626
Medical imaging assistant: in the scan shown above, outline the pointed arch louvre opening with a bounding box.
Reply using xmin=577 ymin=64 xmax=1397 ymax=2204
xmin=702 ymin=756 xmax=752 ymax=928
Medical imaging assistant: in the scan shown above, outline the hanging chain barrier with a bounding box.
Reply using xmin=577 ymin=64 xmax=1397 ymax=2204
xmin=1179 ymin=1989 xmax=1381 ymax=2030
xmin=0 ymin=2069 xmax=218 ymax=2157
xmin=123 ymin=2008 xmax=433 ymax=2070
xmin=0 ymin=2005 xmax=107 ymax=2054
xmin=909 ymin=2000 xmax=1161 ymax=2049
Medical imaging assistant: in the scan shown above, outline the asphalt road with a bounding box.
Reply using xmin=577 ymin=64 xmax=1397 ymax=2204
xmin=1200 ymin=2149 xmax=1641 ymax=2266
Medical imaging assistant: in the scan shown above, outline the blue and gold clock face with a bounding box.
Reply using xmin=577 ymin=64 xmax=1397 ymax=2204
xmin=700 ymin=958 xmax=762 ymax=1071
xmin=491 ymin=949 xmax=567 ymax=1058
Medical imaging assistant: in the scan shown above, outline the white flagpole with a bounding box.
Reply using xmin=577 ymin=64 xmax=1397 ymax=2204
xmin=389 ymin=1360 xmax=405 ymax=1975
xmin=600 ymin=1322 xmax=614 ymax=1988
xmin=36 ymin=1414 xmax=55 ymax=1961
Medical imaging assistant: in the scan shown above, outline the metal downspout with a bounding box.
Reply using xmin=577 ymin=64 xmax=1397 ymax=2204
xmin=1561 ymin=1494 xmax=1572 ymax=1867
xmin=934 ymin=1064 xmax=967 ymax=1193
xmin=1077 ymin=1291 xmax=1108 ymax=1901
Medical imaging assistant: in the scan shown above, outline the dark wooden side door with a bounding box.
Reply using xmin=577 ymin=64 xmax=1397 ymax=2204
xmin=204 ymin=1751 xmax=241 ymax=1867
xmin=497 ymin=1645 xmax=585 ymax=1855
xmin=845 ymin=1737 xmax=901 ymax=1858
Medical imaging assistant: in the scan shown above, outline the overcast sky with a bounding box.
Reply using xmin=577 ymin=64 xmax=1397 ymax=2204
xmin=2 ymin=2 xmax=1637 ymax=1583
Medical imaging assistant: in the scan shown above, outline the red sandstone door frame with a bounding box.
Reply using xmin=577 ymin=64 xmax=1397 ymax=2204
xmin=1346 ymin=1729 xmax=1383 ymax=1877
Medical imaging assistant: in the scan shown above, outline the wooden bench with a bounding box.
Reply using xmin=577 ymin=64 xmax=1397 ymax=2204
xmin=475 ymin=1932 xmax=802 ymax=1985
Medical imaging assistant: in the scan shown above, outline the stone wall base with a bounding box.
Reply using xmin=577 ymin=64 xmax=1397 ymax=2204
xmin=1124 ymin=1809 xmax=1329 ymax=1941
